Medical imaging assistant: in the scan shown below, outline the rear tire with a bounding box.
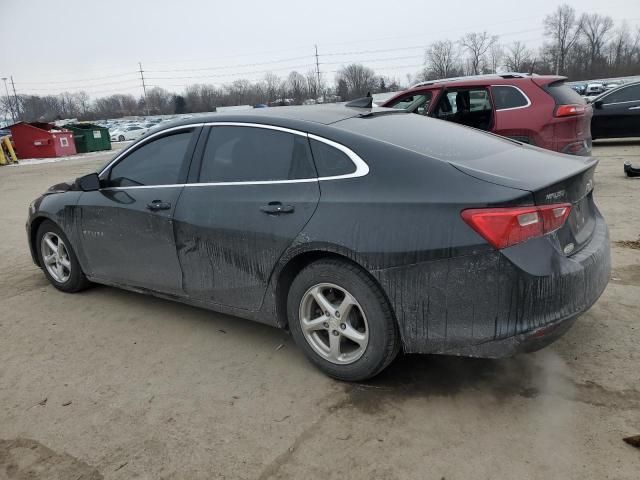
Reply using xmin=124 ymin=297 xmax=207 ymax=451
xmin=36 ymin=220 xmax=90 ymax=293
xmin=287 ymin=259 xmax=400 ymax=381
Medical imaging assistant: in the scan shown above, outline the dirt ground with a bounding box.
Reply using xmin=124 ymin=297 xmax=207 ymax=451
xmin=0 ymin=140 xmax=639 ymax=480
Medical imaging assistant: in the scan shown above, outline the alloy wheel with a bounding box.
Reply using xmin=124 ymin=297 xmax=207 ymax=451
xmin=41 ymin=232 xmax=71 ymax=283
xmin=299 ymin=283 xmax=369 ymax=365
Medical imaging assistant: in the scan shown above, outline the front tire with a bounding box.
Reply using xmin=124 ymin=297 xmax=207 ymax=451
xmin=287 ymin=259 xmax=400 ymax=381
xmin=36 ymin=220 xmax=90 ymax=293
xmin=118 ymin=135 xmax=125 ymax=141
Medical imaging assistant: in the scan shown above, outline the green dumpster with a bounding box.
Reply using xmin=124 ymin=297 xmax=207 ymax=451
xmin=65 ymin=123 xmax=111 ymax=153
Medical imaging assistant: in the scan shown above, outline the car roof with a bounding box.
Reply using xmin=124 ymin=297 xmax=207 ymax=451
xmin=592 ymin=80 xmax=640 ymax=100
xmin=151 ymin=104 xmax=402 ymax=132
xmin=402 ymin=73 xmax=565 ymax=92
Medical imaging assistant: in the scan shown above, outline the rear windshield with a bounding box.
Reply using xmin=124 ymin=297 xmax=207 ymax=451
xmin=543 ymin=81 xmax=586 ymax=105
xmin=337 ymin=113 xmax=514 ymax=163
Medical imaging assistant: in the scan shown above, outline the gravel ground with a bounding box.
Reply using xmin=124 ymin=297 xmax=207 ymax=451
xmin=0 ymin=140 xmax=639 ymax=480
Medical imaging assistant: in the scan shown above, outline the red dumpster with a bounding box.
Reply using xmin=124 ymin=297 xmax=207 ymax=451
xmin=9 ymin=122 xmax=77 ymax=159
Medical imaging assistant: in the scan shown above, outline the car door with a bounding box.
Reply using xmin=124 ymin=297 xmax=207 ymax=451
xmin=76 ymin=126 xmax=201 ymax=294
xmin=592 ymin=84 xmax=640 ymax=138
xmin=173 ymin=124 xmax=320 ymax=311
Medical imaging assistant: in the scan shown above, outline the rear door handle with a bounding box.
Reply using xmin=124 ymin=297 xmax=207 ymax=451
xmin=146 ymin=200 xmax=171 ymax=211
xmin=260 ymin=201 xmax=295 ymax=215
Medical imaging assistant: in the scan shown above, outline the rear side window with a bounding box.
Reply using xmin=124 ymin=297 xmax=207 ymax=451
xmin=492 ymin=86 xmax=529 ymax=110
xmin=109 ymin=130 xmax=193 ymax=186
xmin=199 ymin=126 xmax=316 ymax=182
xmin=309 ymin=139 xmax=356 ymax=177
xmin=544 ymin=81 xmax=586 ymax=105
xmin=602 ymin=85 xmax=640 ymax=104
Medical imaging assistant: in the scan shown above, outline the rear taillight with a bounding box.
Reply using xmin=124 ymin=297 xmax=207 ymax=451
xmin=554 ymin=104 xmax=586 ymax=117
xmin=461 ymin=203 xmax=572 ymax=249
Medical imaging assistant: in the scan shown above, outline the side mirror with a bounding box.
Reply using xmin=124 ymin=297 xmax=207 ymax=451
xmin=594 ymin=100 xmax=604 ymax=109
xmin=75 ymin=172 xmax=101 ymax=191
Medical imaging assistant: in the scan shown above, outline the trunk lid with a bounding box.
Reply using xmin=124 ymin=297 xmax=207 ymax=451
xmin=450 ymin=146 xmax=598 ymax=254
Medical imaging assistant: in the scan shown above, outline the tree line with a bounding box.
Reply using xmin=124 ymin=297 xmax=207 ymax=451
xmin=2 ymin=4 xmax=638 ymax=123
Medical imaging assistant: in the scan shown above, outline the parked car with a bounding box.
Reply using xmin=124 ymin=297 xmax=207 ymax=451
xmin=110 ymin=125 xmax=148 ymax=142
xmin=591 ymin=81 xmax=640 ymax=140
xmin=383 ymin=73 xmax=593 ymax=155
xmin=585 ymin=83 xmax=605 ymax=96
xmin=569 ymin=83 xmax=587 ymax=95
xmin=26 ymin=106 xmax=610 ymax=381
xmin=604 ymin=82 xmax=622 ymax=91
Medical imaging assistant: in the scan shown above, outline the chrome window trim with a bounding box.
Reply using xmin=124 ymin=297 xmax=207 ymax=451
xmin=98 ymin=124 xmax=204 ymax=176
xmin=307 ymin=133 xmax=369 ymax=180
xmin=596 ymin=84 xmax=640 ymax=105
xmin=97 ymin=121 xmax=369 ymax=191
xmin=599 ymin=99 xmax=640 ymax=106
xmin=203 ymin=121 xmax=307 ymax=137
xmin=491 ymin=85 xmax=532 ymax=111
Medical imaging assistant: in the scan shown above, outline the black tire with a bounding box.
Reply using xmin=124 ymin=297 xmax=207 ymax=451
xmin=287 ymin=259 xmax=400 ymax=381
xmin=118 ymin=135 xmax=125 ymax=141
xmin=36 ymin=220 xmax=90 ymax=293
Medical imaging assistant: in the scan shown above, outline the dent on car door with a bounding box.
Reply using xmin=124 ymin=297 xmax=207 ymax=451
xmin=76 ymin=127 xmax=201 ymax=294
xmin=173 ymin=125 xmax=320 ymax=311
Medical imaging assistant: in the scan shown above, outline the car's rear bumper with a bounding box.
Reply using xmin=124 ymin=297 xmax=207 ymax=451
xmin=373 ymin=211 xmax=610 ymax=357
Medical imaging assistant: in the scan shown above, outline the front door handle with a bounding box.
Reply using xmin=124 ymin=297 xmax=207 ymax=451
xmin=146 ymin=200 xmax=171 ymax=211
xmin=260 ymin=201 xmax=295 ymax=215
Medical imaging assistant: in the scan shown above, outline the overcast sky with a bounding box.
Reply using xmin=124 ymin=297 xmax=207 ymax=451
xmin=2 ymin=0 xmax=639 ymax=99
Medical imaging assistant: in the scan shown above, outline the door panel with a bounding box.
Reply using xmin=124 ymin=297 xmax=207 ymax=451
xmin=78 ymin=187 xmax=184 ymax=294
xmin=173 ymin=182 xmax=320 ymax=310
xmin=77 ymin=126 xmax=200 ymax=293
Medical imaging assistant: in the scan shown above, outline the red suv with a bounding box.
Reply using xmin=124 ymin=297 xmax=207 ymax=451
xmin=382 ymin=73 xmax=593 ymax=155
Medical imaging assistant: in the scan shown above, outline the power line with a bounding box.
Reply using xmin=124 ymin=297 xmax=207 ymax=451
xmin=15 ymin=78 xmax=146 ymax=92
xmin=145 ymin=63 xmax=317 ymax=81
xmin=145 ymin=55 xmax=314 ymax=73
xmin=15 ymin=71 xmax=139 ymax=85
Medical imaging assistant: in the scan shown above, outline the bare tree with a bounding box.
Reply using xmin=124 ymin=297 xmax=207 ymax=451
xmin=580 ymin=13 xmax=614 ymax=70
xmin=74 ymin=91 xmax=90 ymax=118
xmin=504 ymin=41 xmax=532 ymax=72
xmin=460 ymin=32 xmax=497 ymax=74
xmin=305 ymin=70 xmax=321 ymax=102
xmin=544 ymin=4 xmax=582 ymax=74
xmin=263 ymin=72 xmax=280 ymax=104
xmin=336 ymin=64 xmax=377 ymax=100
xmin=488 ymin=43 xmax=504 ymax=73
xmin=145 ymin=87 xmax=172 ymax=114
xmin=426 ymin=40 xmax=460 ymax=78
xmin=288 ymin=71 xmax=307 ymax=104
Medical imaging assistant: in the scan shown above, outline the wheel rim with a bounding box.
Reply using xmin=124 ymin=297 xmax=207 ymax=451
xmin=299 ymin=283 xmax=369 ymax=365
xmin=41 ymin=232 xmax=71 ymax=283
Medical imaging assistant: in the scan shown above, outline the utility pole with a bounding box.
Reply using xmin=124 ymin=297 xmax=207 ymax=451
xmin=138 ymin=62 xmax=148 ymax=116
xmin=10 ymin=76 xmax=19 ymax=121
xmin=1 ymin=78 xmax=15 ymax=123
xmin=314 ymin=45 xmax=324 ymax=103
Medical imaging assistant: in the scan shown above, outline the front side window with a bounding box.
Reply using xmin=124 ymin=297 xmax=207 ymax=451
xmin=492 ymin=86 xmax=529 ymax=110
xmin=603 ymin=85 xmax=640 ymax=104
xmin=386 ymin=92 xmax=433 ymax=115
xmin=108 ymin=130 xmax=193 ymax=187
xmin=199 ymin=126 xmax=316 ymax=182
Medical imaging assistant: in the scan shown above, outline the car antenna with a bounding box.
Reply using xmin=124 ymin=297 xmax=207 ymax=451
xmin=345 ymin=92 xmax=373 ymax=108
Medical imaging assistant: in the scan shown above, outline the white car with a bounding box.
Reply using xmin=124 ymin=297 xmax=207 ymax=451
xmin=110 ymin=125 xmax=148 ymax=142
xmin=585 ymin=83 xmax=605 ymax=96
